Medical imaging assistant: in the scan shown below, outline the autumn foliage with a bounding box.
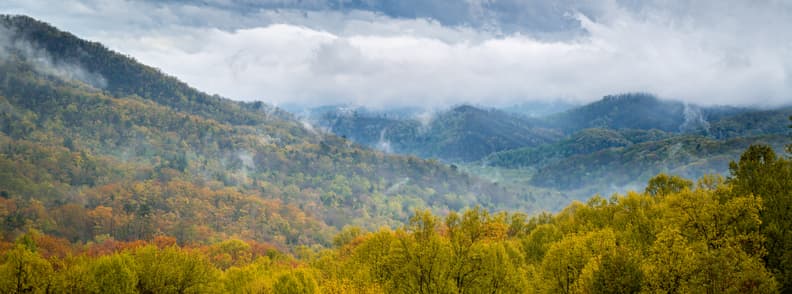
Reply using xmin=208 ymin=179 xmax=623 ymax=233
xmin=2 ymin=144 xmax=790 ymax=293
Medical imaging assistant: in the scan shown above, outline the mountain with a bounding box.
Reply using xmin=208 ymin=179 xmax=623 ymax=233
xmin=311 ymin=94 xmax=769 ymax=164
xmin=0 ymin=15 xmax=286 ymax=127
xmin=544 ymin=93 xmax=700 ymax=133
xmin=529 ymin=134 xmax=788 ymax=191
xmin=305 ymin=93 xmax=789 ymax=200
xmin=484 ymin=128 xmax=674 ymax=168
xmin=0 ymin=15 xmax=535 ymax=247
xmin=317 ymin=104 xmax=563 ymax=162
xmin=484 ymin=103 xmax=791 ymax=194
xmin=705 ymin=107 xmax=792 ymax=139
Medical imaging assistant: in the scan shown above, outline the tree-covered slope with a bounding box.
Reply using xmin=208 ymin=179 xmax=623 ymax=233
xmin=705 ymin=107 xmax=792 ymax=139
xmin=542 ymin=93 xmax=693 ymax=133
xmin=530 ymin=134 xmax=788 ymax=190
xmin=315 ymin=93 xmax=778 ymax=168
xmin=321 ymin=105 xmax=562 ymax=162
xmin=0 ymin=15 xmax=284 ymax=126
xmin=3 ymin=145 xmax=790 ymax=293
xmin=481 ymin=98 xmax=791 ymax=194
xmin=0 ymin=15 xmax=531 ymax=248
xmin=485 ymin=128 xmax=673 ymax=168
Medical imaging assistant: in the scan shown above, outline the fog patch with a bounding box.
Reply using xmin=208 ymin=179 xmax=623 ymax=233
xmin=385 ymin=177 xmax=409 ymax=195
xmin=0 ymin=25 xmax=107 ymax=89
xmin=667 ymin=142 xmax=690 ymax=161
xmin=375 ymin=128 xmax=393 ymax=153
xmin=237 ymin=151 xmax=255 ymax=170
xmin=680 ymin=103 xmax=710 ymax=133
xmin=414 ymin=110 xmax=436 ymax=134
xmin=300 ymin=118 xmax=321 ymax=136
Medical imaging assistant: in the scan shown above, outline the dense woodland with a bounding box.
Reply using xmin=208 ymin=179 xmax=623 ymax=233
xmin=1 ymin=14 xmax=792 ymax=293
xmin=1 ymin=143 xmax=791 ymax=293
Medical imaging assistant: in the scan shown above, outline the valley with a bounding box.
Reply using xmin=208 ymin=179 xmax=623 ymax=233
xmin=307 ymin=95 xmax=791 ymax=204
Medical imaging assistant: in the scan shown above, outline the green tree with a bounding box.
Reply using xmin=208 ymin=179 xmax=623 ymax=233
xmin=349 ymin=229 xmax=397 ymax=285
xmin=539 ymin=229 xmax=617 ymax=294
xmin=333 ymin=226 xmax=363 ymax=248
xmin=53 ymin=257 xmax=94 ymax=293
xmin=90 ymin=253 xmax=138 ymax=294
xmin=641 ymin=228 xmax=700 ymax=293
xmin=385 ymin=210 xmax=451 ymax=294
xmin=656 ymin=183 xmax=777 ymax=293
xmin=273 ymin=269 xmax=318 ymax=294
xmin=645 ymin=173 xmax=693 ymax=197
xmin=0 ymin=245 xmax=54 ymax=293
xmin=591 ymin=250 xmax=643 ymax=294
xmin=729 ymin=144 xmax=792 ymax=291
xmin=521 ymin=223 xmax=563 ymax=264
xmin=208 ymin=239 xmax=252 ymax=270
xmin=133 ymin=245 xmax=220 ymax=294
xmin=472 ymin=241 xmax=527 ymax=293
xmin=445 ymin=208 xmax=488 ymax=292
xmin=221 ymin=257 xmax=277 ymax=294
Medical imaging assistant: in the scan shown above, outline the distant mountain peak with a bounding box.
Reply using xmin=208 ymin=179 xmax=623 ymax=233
xmin=451 ymin=104 xmax=483 ymax=113
xmin=600 ymin=92 xmax=659 ymax=103
xmin=543 ymin=93 xmax=689 ymax=133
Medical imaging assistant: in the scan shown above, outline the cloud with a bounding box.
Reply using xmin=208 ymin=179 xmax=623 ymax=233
xmin=2 ymin=0 xmax=791 ymax=108
xmin=0 ymin=22 xmax=107 ymax=89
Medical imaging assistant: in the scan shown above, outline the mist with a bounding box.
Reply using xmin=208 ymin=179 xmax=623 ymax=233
xmin=2 ymin=0 xmax=792 ymax=109
xmin=0 ymin=24 xmax=107 ymax=89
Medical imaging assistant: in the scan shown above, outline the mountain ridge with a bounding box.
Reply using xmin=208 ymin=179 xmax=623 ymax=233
xmin=310 ymin=93 xmax=791 ymax=199
xmin=318 ymin=104 xmax=562 ymax=162
xmin=0 ymin=14 xmax=533 ymax=247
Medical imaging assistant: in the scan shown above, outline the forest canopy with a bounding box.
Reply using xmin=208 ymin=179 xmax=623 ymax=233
xmin=1 ymin=143 xmax=790 ymax=293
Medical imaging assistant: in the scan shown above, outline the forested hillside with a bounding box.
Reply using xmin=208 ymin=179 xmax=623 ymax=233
xmin=485 ymin=128 xmax=674 ymax=168
xmin=2 ymin=143 xmax=790 ymax=293
xmin=319 ymin=105 xmax=561 ymax=162
xmin=541 ymin=93 xmax=736 ymax=133
xmin=0 ymin=15 xmax=535 ymax=249
xmin=483 ymin=105 xmax=791 ymax=196
xmin=314 ymin=92 xmax=791 ymax=200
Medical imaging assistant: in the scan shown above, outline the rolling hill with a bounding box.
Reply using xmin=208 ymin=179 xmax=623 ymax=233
xmin=317 ymin=104 xmax=563 ymax=161
xmin=0 ymin=15 xmax=537 ymax=248
xmin=484 ymin=102 xmax=791 ymax=195
xmin=310 ymin=93 xmax=790 ymax=201
xmin=540 ymin=93 xmax=758 ymax=134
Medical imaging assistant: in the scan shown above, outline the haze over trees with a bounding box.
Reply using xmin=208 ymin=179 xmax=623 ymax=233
xmin=313 ymin=94 xmax=790 ymax=202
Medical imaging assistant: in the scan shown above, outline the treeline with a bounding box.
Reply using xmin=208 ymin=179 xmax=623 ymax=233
xmin=0 ymin=234 xmax=299 ymax=293
xmin=2 ymin=144 xmax=790 ymax=293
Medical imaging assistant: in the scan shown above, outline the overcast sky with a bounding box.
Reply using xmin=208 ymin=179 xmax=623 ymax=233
xmin=2 ymin=0 xmax=791 ymax=108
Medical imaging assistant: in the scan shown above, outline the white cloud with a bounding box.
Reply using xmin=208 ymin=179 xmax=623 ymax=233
xmin=2 ymin=0 xmax=791 ymax=108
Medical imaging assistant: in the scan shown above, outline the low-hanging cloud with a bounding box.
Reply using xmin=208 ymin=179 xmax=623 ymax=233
xmin=2 ymin=0 xmax=791 ymax=108
xmin=0 ymin=23 xmax=107 ymax=89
